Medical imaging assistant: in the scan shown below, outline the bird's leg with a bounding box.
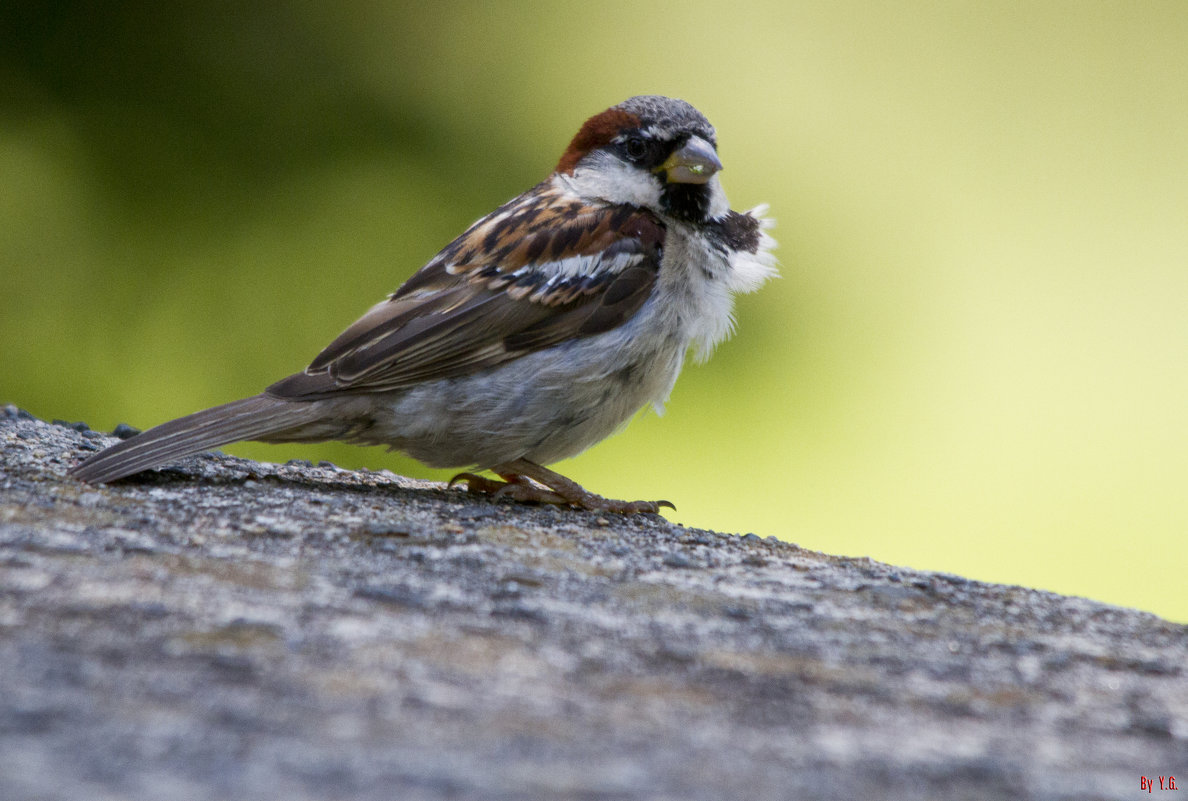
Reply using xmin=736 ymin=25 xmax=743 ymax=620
xmin=450 ymin=458 xmax=674 ymax=515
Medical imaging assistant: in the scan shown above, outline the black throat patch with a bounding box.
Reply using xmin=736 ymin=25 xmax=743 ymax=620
xmin=660 ymin=182 xmax=714 ymax=224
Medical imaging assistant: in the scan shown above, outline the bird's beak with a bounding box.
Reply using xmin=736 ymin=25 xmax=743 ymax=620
xmin=656 ymin=136 xmax=723 ymax=185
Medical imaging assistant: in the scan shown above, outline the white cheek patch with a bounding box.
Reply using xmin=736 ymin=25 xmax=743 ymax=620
xmin=560 ymin=154 xmax=664 ymax=209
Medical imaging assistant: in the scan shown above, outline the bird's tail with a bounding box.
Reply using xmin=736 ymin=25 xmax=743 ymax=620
xmin=69 ymin=394 xmax=325 ymax=483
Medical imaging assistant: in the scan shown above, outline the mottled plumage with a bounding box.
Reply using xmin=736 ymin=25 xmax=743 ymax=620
xmin=268 ymin=189 xmax=666 ymax=398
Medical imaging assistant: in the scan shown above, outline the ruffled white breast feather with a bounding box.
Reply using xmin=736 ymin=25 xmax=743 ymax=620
xmin=727 ymin=205 xmax=779 ymax=294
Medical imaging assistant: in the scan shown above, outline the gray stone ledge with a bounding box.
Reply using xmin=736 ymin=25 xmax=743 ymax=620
xmin=2 ymin=406 xmax=1185 ymax=800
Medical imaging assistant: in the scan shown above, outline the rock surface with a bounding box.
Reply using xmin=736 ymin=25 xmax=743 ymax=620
xmin=1 ymin=406 xmax=1185 ymax=800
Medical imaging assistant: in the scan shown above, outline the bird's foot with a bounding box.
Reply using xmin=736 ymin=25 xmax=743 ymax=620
xmin=448 ymin=472 xmax=568 ymax=506
xmin=449 ymin=459 xmax=674 ymax=515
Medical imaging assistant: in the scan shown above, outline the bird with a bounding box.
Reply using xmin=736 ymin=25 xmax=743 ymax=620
xmin=69 ymin=95 xmax=777 ymax=514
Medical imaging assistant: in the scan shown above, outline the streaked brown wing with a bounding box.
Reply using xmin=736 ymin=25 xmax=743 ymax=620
xmin=267 ymin=187 xmax=665 ymax=400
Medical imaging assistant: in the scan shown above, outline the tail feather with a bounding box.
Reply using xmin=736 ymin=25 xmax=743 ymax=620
xmin=69 ymin=394 xmax=324 ymax=483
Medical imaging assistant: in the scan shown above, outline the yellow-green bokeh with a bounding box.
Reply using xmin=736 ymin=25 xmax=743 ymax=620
xmin=3 ymin=3 xmax=1185 ymax=621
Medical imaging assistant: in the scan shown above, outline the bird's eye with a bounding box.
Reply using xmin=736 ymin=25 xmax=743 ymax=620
xmin=623 ymin=136 xmax=648 ymax=161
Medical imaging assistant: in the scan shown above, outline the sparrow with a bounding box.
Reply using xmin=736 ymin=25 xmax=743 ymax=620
xmin=70 ymin=95 xmax=777 ymax=514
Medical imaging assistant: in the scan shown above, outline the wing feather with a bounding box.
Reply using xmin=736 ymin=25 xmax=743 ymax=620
xmin=267 ymin=183 xmax=665 ymax=400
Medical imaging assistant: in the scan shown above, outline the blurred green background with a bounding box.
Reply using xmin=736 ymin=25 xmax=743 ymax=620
xmin=3 ymin=2 xmax=1186 ymax=621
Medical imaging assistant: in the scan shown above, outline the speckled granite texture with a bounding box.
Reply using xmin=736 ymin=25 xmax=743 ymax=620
xmin=2 ymin=406 xmax=1185 ymax=800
